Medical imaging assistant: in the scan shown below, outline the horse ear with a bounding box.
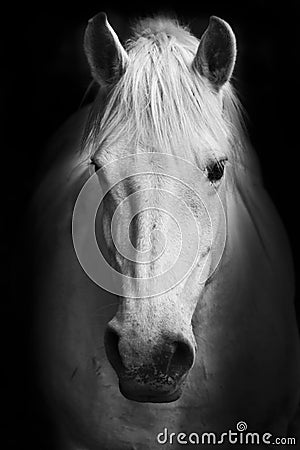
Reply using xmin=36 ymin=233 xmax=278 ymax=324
xmin=193 ymin=16 xmax=236 ymax=90
xmin=84 ymin=12 xmax=129 ymax=86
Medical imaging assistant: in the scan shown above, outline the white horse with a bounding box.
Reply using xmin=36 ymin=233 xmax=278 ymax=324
xmin=32 ymin=13 xmax=300 ymax=449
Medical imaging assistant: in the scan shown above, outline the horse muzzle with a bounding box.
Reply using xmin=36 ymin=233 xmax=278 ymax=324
xmin=104 ymin=321 xmax=195 ymax=403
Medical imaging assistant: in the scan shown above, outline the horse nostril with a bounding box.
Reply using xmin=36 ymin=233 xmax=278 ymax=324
xmin=168 ymin=340 xmax=195 ymax=377
xmin=104 ymin=325 xmax=123 ymax=373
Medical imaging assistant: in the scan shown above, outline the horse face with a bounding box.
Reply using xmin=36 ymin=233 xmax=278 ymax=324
xmin=95 ymin=157 xmax=225 ymax=402
xmin=85 ymin=13 xmax=235 ymax=402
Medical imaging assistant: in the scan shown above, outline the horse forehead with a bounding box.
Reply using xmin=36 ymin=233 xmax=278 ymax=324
xmin=100 ymin=146 xmax=207 ymax=184
xmin=98 ymin=146 xmax=214 ymax=219
xmin=92 ymin=119 xmax=226 ymax=173
xmin=109 ymin=169 xmax=203 ymax=205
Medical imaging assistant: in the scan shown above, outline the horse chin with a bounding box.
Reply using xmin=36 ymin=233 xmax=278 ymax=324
xmin=119 ymin=382 xmax=183 ymax=403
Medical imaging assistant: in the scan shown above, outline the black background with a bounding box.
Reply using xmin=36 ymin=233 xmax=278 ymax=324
xmin=1 ymin=1 xmax=298 ymax=448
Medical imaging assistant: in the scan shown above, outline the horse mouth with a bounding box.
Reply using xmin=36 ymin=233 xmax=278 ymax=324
xmin=119 ymin=382 xmax=182 ymax=403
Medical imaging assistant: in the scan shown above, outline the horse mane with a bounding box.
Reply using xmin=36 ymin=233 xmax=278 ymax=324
xmin=82 ymin=16 xmax=256 ymax=173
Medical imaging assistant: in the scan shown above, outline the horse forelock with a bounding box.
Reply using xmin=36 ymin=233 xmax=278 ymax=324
xmin=82 ymin=16 xmax=250 ymax=169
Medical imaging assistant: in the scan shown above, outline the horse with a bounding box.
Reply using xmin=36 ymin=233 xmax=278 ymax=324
xmin=32 ymin=12 xmax=300 ymax=449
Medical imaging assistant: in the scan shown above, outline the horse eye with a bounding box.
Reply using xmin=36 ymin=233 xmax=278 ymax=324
xmin=90 ymin=157 xmax=100 ymax=171
xmin=206 ymin=158 xmax=227 ymax=183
